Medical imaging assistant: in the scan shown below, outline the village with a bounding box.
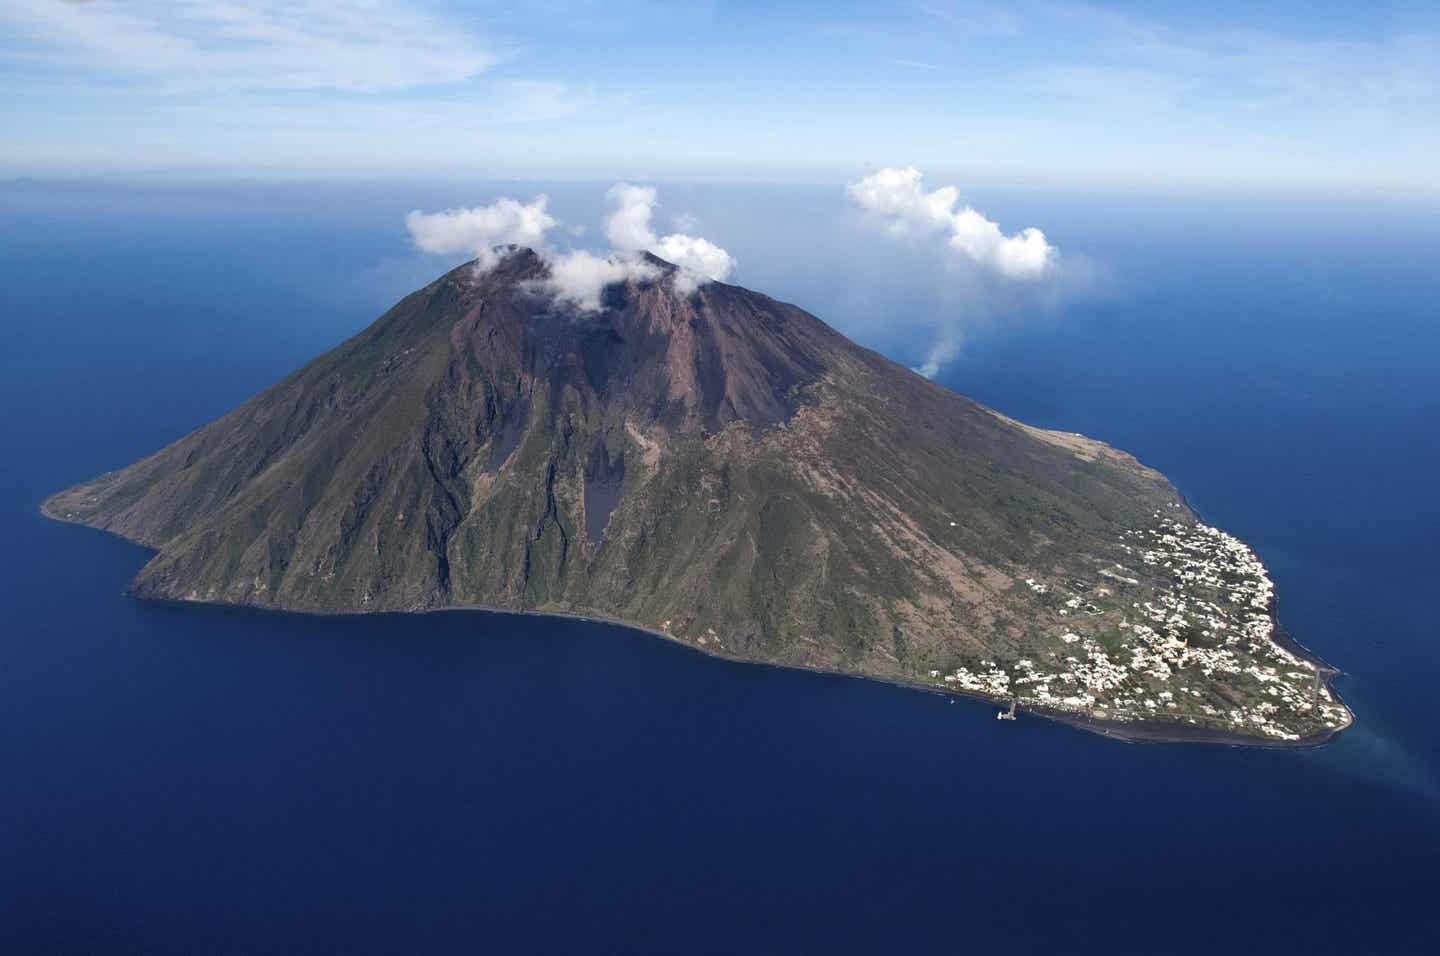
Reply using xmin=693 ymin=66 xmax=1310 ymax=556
xmin=932 ymin=507 xmax=1353 ymax=741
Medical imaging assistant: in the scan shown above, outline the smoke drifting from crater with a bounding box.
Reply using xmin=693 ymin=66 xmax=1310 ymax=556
xmin=544 ymin=250 xmax=659 ymax=312
xmin=405 ymin=183 xmax=734 ymax=309
xmin=404 ymin=197 xmax=557 ymax=270
xmin=847 ymin=166 xmax=1068 ymax=377
xmin=603 ymin=183 xmax=736 ymax=291
xmin=848 ymin=167 xmax=1056 ymax=280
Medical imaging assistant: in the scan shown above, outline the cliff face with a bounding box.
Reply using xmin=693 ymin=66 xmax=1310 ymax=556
xmin=45 ymin=250 xmax=1351 ymax=742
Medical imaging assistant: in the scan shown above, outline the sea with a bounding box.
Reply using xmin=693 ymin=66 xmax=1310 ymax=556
xmin=1 ymin=178 xmax=1437 ymax=954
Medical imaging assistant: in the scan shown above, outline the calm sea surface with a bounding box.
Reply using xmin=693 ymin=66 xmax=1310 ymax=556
xmin=1 ymin=180 xmax=1437 ymax=954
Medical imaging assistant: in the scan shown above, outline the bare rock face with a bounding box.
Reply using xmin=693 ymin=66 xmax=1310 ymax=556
xmin=45 ymin=249 xmax=1350 ymax=743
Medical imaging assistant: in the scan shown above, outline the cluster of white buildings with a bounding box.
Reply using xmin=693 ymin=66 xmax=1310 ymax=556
xmin=933 ymin=513 xmax=1351 ymax=741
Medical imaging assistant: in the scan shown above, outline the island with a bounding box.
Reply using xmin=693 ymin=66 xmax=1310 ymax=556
xmin=43 ymin=249 xmax=1352 ymax=745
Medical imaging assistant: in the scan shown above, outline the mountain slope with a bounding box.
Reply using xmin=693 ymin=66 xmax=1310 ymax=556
xmin=44 ymin=250 xmax=1351 ymax=743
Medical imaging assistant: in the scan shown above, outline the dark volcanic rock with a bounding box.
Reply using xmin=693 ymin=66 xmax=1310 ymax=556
xmin=48 ymin=248 xmax=1347 ymax=743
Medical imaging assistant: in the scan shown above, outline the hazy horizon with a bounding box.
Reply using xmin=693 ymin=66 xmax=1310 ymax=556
xmin=9 ymin=174 xmax=1436 ymax=384
xmin=4 ymin=1 xmax=1438 ymax=194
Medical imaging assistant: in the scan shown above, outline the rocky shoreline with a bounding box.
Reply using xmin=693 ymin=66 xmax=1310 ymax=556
xmin=42 ymin=495 xmax=1350 ymax=749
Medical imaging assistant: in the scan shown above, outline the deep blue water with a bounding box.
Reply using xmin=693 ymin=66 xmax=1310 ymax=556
xmin=2 ymin=179 xmax=1438 ymax=954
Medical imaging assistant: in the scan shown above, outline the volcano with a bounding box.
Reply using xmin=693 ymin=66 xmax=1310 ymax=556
xmin=44 ymin=249 xmax=1351 ymax=743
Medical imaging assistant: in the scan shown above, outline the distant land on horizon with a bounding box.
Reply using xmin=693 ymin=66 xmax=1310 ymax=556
xmin=43 ymin=248 xmax=1352 ymax=745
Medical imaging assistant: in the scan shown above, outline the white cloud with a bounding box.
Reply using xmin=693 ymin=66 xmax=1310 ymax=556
xmin=406 ymin=181 xmax=736 ymax=313
xmin=405 ymin=196 xmax=558 ymax=269
xmin=848 ymin=166 xmax=1056 ymax=279
xmin=542 ymin=251 xmax=659 ymax=312
xmin=654 ymin=236 xmax=735 ymax=292
xmin=404 ymin=190 xmax=667 ymax=312
xmin=1 ymin=0 xmax=496 ymax=93
xmin=148 ymin=82 xmax=591 ymax=134
xmin=603 ymin=183 xmax=660 ymax=250
xmin=886 ymin=57 xmax=945 ymax=71
xmin=847 ymin=166 xmax=1070 ymax=378
xmin=603 ymin=183 xmax=736 ymax=285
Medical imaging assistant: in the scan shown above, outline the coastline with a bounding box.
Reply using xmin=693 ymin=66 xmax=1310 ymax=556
xmin=38 ymin=496 xmax=1350 ymax=750
xmin=1162 ymin=485 xmax=1354 ymax=743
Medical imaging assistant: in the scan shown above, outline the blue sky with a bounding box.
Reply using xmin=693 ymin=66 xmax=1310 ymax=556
xmin=2 ymin=1 xmax=1437 ymax=191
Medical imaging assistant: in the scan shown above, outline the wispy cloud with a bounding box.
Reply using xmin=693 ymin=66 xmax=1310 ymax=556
xmin=887 ymin=57 xmax=945 ymax=71
xmin=921 ymin=1 xmax=1440 ymax=126
xmin=1 ymin=0 xmax=499 ymax=93
xmin=172 ymin=81 xmax=595 ymax=134
xmin=913 ymin=2 xmax=1023 ymax=38
xmin=3 ymin=0 xmax=1435 ymax=189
